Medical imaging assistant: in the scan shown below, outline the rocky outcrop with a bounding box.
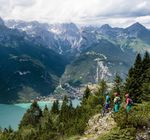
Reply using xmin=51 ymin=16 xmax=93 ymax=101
xmin=80 ymin=112 xmax=116 ymax=140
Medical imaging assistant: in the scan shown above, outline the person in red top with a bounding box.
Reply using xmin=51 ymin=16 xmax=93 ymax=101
xmin=124 ymin=93 xmax=133 ymax=113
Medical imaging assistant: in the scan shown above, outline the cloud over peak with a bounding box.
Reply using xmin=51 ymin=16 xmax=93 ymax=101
xmin=0 ymin=0 xmax=150 ymax=27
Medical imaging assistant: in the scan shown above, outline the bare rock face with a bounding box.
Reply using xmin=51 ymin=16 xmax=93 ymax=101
xmin=80 ymin=112 xmax=116 ymax=140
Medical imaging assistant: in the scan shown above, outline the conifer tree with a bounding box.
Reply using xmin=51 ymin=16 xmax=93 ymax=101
xmin=141 ymin=67 xmax=150 ymax=101
xmin=58 ymin=96 xmax=70 ymax=134
xmin=142 ymin=51 xmax=150 ymax=70
xmin=112 ymin=74 xmax=123 ymax=95
xmin=19 ymin=101 xmax=42 ymax=128
xmin=8 ymin=126 xmax=13 ymax=133
xmin=60 ymin=96 xmax=69 ymax=121
xmin=83 ymin=86 xmax=90 ymax=100
xmin=69 ymin=100 xmax=75 ymax=115
xmin=55 ymin=100 xmax=59 ymax=114
xmin=142 ymin=83 xmax=150 ymax=101
xmin=40 ymin=105 xmax=53 ymax=131
xmin=98 ymin=79 xmax=107 ymax=95
xmin=141 ymin=51 xmax=150 ymax=82
xmin=43 ymin=105 xmax=48 ymax=114
xmin=69 ymin=100 xmax=73 ymax=109
xmin=125 ymin=53 xmax=146 ymax=102
xmin=82 ymin=86 xmax=91 ymax=105
xmin=51 ymin=101 xmax=56 ymax=113
xmin=51 ymin=100 xmax=59 ymax=114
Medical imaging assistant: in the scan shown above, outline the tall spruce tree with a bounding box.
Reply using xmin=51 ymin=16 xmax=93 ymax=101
xmin=51 ymin=100 xmax=59 ymax=114
xmin=51 ymin=101 xmax=56 ymax=114
xmin=55 ymin=100 xmax=60 ymax=114
xmin=60 ymin=96 xmax=69 ymax=121
xmin=125 ymin=54 xmax=143 ymax=102
xmin=40 ymin=105 xmax=53 ymax=131
xmin=82 ymin=86 xmax=91 ymax=105
xmin=58 ymin=96 xmax=70 ymax=134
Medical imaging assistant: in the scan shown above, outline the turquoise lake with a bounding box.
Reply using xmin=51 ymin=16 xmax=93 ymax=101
xmin=0 ymin=99 xmax=80 ymax=130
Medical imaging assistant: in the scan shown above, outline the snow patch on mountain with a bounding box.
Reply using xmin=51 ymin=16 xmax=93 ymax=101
xmin=49 ymin=27 xmax=62 ymax=34
xmin=16 ymin=71 xmax=31 ymax=76
xmin=5 ymin=20 xmax=83 ymax=55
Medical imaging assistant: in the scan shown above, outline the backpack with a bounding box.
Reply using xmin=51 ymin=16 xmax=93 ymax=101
xmin=114 ymin=97 xmax=121 ymax=104
xmin=106 ymin=95 xmax=110 ymax=104
xmin=126 ymin=98 xmax=134 ymax=106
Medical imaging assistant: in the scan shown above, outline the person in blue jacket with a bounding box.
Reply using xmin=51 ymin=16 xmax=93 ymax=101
xmin=105 ymin=92 xmax=111 ymax=113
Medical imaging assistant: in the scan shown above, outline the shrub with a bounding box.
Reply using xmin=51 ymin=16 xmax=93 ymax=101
xmin=97 ymin=127 xmax=136 ymax=140
xmin=113 ymin=103 xmax=150 ymax=128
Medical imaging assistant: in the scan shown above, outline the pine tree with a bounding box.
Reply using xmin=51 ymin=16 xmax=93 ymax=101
xmin=125 ymin=54 xmax=143 ymax=102
xmin=69 ymin=100 xmax=73 ymax=109
xmin=82 ymin=86 xmax=91 ymax=105
xmin=69 ymin=100 xmax=75 ymax=115
xmin=124 ymin=53 xmax=150 ymax=102
xmin=142 ymin=83 xmax=150 ymax=101
xmin=141 ymin=67 xmax=150 ymax=101
xmin=55 ymin=100 xmax=59 ymax=114
xmin=51 ymin=101 xmax=56 ymax=114
xmin=8 ymin=126 xmax=13 ymax=133
xmin=19 ymin=101 xmax=42 ymax=128
xmin=60 ymin=96 xmax=69 ymax=121
xmin=141 ymin=51 xmax=150 ymax=82
xmin=59 ymin=96 xmax=70 ymax=134
xmin=83 ymin=86 xmax=90 ymax=100
xmin=51 ymin=100 xmax=59 ymax=114
xmin=40 ymin=105 xmax=53 ymax=131
xmin=43 ymin=105 xmax=49 ymax=115
xmin=142 ymin=51 xmax=150 ymax=70
xmin=112 ymin=74 xmax=123 ymax=95
xmin=98 ymin=79 xmax=107 ymax=95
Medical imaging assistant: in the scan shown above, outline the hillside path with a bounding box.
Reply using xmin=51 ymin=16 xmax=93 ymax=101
xmin=80 ymin=112 xmax=116 ymax=140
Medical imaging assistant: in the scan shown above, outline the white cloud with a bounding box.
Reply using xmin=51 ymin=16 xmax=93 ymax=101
xmin=0 ymin=0 xmax=150 ymax=27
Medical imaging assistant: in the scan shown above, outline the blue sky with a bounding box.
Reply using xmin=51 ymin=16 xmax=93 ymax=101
xmin=0 ymin=0 xmax=150 ymax=27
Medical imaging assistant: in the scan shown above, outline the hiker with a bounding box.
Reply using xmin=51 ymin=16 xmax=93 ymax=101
xmin=124 ymin=93 xmax=133 ymax=113
xmin=113 ymin=92 xmax=121 ymax=113
xmin=105 ymin=92 xmax=111 ymax=113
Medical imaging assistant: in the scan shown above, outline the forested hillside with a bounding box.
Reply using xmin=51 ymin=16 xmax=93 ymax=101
xmin=0 ymin=20 xmax=67 ymax=103
xmin=0 ymin=52 xmax=149 ymax=140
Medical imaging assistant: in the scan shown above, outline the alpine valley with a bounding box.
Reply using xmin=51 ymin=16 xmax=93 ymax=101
xmin=1 ymin=17 xmax=150 ymax=103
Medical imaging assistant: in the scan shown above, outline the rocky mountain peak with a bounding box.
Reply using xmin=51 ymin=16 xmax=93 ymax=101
xmin=126 ymin=22 xmax=146 ymax=31
xmin=100 ymin=24 xmax=112 ymax=30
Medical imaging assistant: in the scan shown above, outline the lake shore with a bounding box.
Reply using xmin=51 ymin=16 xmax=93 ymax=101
xmin=0 ymin=99 xmax=80 ymax=130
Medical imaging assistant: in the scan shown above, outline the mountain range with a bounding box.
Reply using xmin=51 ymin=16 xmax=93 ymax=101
xmin=5 ymin=20 xmax=150 ymax=54
xmin=0 ymin=17 xmax=150 ymax=103
xmin=0 ymin=18 xmax=67 ymax=103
